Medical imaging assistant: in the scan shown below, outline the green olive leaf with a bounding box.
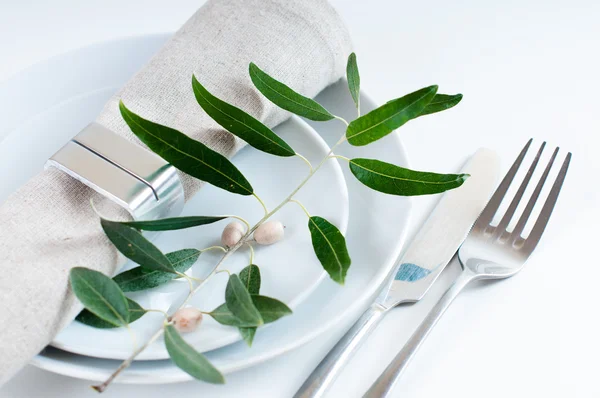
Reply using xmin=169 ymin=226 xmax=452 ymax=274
xmin=119 ymin=100 xmax=253 ymax=196
xmin=238 ymin=327 xmax=257 ymax=346
xmin=417 ymin=93 xmax=463 ymax=117
xmin=209 ymin=295 xmax=291 ymax=327
xmin=346 ymin=85 xmax=438 ymax=146
xmin=349 ymin=158 xmax=469 ymax=196
xmin=209 ymin=303 xmax=253 ymax=327
xmin=76 ymin=298 xmax=146 ymax=329
xmin=69 ymin=267 xmax=130 ymax=327
xmin=114 ymin=249 xmax=201 ymax=292
xmin=346 ymin=53 xmax=360 ymax=109
xmin=308 ymin=216 xmax=351 ymax=285
xmin=239 ymin=264 xmax=261 ymax=296
xmin=120 ymin=216 xmax=226 ymax=232
xmin=101 ymin=219 xmax=175 ymax=274
xmin=250 ymin=295 xmax=292 ymax=323
xmin=164 ymin=325 xmax=225 ymax=384
xmin=249 ymin=62 xmax=334 ymax=122
xmin=225 ymin=274 xmax=263 ymax=327
xmin=237 ymin=264 xmax=261 ymax=345
xmin=192 ymin=75 xmax=295 ymax=157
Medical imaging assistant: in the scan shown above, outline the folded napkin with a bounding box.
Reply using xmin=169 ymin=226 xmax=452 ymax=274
xmin=0 ymin=0 xmax=351 ymax=384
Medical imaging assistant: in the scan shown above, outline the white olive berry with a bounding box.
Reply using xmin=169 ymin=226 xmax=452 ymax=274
xmin=172 ymin=307 xmax=203 ymax=333
xmin=254 ymin=220 xmax=285 ymax=245
xmin=221 ymin=221 xmax=245 ymax=247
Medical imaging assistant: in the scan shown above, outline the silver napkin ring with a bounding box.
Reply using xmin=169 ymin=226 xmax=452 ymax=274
xmin=46 ymin=123 xmax=184 ymax=220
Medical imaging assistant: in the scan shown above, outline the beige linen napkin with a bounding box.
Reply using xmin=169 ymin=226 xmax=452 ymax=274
xmin=0 ymin=0 xmax=351 ymax=384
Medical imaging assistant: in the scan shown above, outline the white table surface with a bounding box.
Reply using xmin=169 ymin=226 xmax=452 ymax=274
xmin=1 ymin=0 xmax=598 ymax=397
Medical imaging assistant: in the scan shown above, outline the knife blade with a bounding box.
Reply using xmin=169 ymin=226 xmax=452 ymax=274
xmin=294 ymin=148 xmax=500 ymax=398
xmin=377 ymin=147 xmax=500 ymax=308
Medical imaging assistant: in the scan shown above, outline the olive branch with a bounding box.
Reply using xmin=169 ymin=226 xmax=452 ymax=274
xmin=68 ymin=53 xmax=467 ymax=392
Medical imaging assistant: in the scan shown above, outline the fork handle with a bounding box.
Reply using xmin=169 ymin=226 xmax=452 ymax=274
xmin=294 ymin=303 xmax=388 ymax=398
xmin=364 ymin=268 xmax=475 ymax=398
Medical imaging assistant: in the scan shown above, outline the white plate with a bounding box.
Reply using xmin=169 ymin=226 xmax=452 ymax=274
xmin=6 ymin=34 xmax=412 ymax=383
xmin=50 ymin=117 xmax=348 ymax=360
xmin=0 ymin=40 xmax=349 ymax=360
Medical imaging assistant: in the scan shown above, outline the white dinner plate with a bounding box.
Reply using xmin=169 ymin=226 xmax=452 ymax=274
xmin=50 ymin=116 xmax=348 ymax=360
xmin=0 ymin=34 xmax=412 ymax=383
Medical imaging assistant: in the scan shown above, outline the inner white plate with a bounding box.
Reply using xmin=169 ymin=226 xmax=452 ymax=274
xmin=0 ymin=43 xmax=348 ymax=360
xmin=7 ymin=34 xmax=412 ymax=383
xmin=50 ymin=117 xmax=348 ymax=360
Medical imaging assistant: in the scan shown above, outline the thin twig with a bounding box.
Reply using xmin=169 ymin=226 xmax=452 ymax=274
xmin=144 ymin=308 xmax=169 ymax=320
xmin=328 ymin=154 xmax=351 ymax=162
xmin=252 ymin=193 xmax=269 ymax=217
xmin=289 ymin=199 xmax=312 ymax=218
xmin=333 ymin=115 xmax=349 ymax=127
xmin=200 ymin=245 xmax=227 ymax=254
xmin=246 ymin=242 xmax=255 ymax=264
xmin=92 ymin=326 xmax=166 ymax=393
xmin=295 ymin=153 xmax=314 ymax=172
xmin=95 ymin=121 xmax=350 ymax=392
xmin=223 ymin=215 xmax=251 ymax=231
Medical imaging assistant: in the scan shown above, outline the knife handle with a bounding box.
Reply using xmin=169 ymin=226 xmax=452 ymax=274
xmin=363 ymin=266 xmax=475 ymax=398
xmin=294 ymin=303 xmax=388 ymax=398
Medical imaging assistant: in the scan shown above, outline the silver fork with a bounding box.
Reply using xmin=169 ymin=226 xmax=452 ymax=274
xmin=364 ymin=139 xmax=571 ymax=397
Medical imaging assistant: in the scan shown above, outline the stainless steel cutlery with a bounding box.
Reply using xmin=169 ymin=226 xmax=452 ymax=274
xmin=364 ymin=140 xmax=571 ymax=397
xmin=294 ymin=148 xmax=501 ymax=398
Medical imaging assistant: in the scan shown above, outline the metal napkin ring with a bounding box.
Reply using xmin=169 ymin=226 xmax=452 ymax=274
xmin=46 ymin=123 xmax=184 ymax=220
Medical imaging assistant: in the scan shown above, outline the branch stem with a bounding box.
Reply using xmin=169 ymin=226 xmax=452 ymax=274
xmin=296 ymin=153 xmax=314 ymax=172
xmin=200 ymin=245 xmax=227 ymax=254
xmin=289 ymin=199 xmax=311 ymax=218
xmin=247 ymin=242 xmax=255 ymax=264
xmin=334 ymin=115 xmax=350 ymax=127
xmin=225 ymin=215 xmax=251 ymax=231
xmin=96 ymin=124 xmax=348 ymax=392
xmin=252 ymin=193 xmax=269 ymax=216
xmin=329 ymin=154 xmax=350 ymax=162
xmin=92 ymin=326 xmax=166 ymax=393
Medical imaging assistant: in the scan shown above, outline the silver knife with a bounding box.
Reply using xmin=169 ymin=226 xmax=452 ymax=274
xmin=294 ymin=148 xmax=500 ymax=398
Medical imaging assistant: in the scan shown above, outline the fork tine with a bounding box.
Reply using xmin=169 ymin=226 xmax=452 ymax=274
xmin=493 ymin=142 xmax=546 ymax=237
xmin=523 ymin=152 xmax=571 ymax=251
xmin=511 ymin=146 xmax=559 ymax=238
xmin=475 ymin=139 xmax=533 ymax=229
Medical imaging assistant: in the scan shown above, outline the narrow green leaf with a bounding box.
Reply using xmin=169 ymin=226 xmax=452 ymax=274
xmin=209 ymin=295 xmax=291 ymax=327
xmin=239 ymin=264 xmax=261 ymax=295
xmin=192 ymin=76 xmax=295 ymax=157
xmin=346 ymin=53 xmax=360 ymax=109
xmin=120 ymin=216 xmax=226 ymax=232
xmin=239 ymin=327 xmax=257 ymax=346
xmin=251 ymin=295 xmax=292 ymax=323
xmin=249 ymin=63 xmax=334 ymax=122
xmin=238 ymin=264 xmax=261 ymax=345
xmin=164 ymin=325 xmax=225 ymax=384
xmin=308 ymin=216 xmax=351 ymax=285
xmin=418 ymin=93 xmax=463 ymax=117
xmin=182 ymin=263 xmax=286 ymax=344
xmin=76 ymin=298 xmax=146 ymax=329
xmin=225 ymin=274 xmax=263 ymax=326
xmin=346 ymin=85 xmax=438 ymax=146
xmin=349 ymin=158 xmax=469 ymax=196
xmin=100 ymin=219 xmax=175 ymax=274
xmin=119 ymin=101 xmax=253 ymax=196
xmin=114 ymin=249 xmax=200 ymax=292
xmin=209 ymin=303 xmax=255 ymax=327
xmin=69 ymin=267 xmax=129 ymax=327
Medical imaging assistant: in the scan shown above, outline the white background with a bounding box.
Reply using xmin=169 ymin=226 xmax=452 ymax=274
xmin=1 ymin=0 xmax=598 ymax=397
